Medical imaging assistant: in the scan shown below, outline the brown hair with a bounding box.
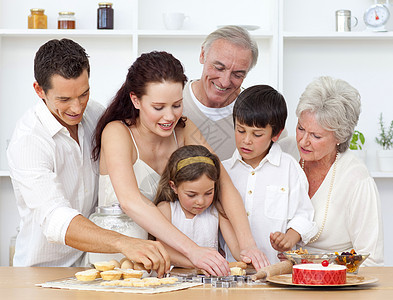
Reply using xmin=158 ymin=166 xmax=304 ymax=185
xmin=34 ymin=38 xmax=90 ymax=93
xmin=154 ymin=145 xmax=224 ymax=215
xmin=92 ymin=51 xmax=188 ymax=161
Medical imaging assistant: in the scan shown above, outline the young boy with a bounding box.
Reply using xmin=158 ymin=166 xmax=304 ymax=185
xmin=222 ymin=85 xmax=317 ymax=264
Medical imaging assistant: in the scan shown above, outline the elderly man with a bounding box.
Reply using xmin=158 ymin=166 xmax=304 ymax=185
xmin=182 ymin=26 xmax=259 ymax=160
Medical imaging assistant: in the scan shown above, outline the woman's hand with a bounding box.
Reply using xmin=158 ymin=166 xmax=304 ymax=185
xmin=240 ymin=246 xmax=270 ymax=270
xmin=189 ymin=246 xmax=230 ymax=276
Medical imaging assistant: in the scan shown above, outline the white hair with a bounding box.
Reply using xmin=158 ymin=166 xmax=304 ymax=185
xmin=296 ymin=76 xmax=361 ymax=152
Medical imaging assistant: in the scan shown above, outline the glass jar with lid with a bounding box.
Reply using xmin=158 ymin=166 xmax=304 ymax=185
xmin=87 ymin=204 xmax=147 ymax=263
xmin=58 ymin=12 xmax=76 ymax=29
xmin=97 ymin=2 xmax=114 ymax=29
xmin=28 ymin=8 xmax=47 ymax=29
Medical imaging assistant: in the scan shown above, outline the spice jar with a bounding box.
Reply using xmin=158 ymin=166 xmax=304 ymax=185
xmin=87 ymin=204 xmax=147 ymax=263
xmin=97 ymin=2 xmax=114 ymax=29
xmin=28 ymin=8 xmax=47 ymax=29
xmin=58 ymin=12 xmax=76 ymax=29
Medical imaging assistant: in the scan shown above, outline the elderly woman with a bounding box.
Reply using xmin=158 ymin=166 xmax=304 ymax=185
xmin=294 ymin=76 xmax=383 ymax=266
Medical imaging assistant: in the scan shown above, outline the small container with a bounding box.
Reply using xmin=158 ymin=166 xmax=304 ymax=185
xmin=335 ymin=9 xmax=358 ymax=32
xmin=58 ymin=12 xmax=76 ymax=29
xmin=28 ymin=8 xmax=47 ymax=29
xmin=97 ymin=2 xmax=114 ymax=29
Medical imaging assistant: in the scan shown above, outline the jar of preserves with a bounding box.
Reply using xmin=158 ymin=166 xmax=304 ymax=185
xmin=97 ymin=2 xmax=114 ymax=29
xmin=58 ymin=12 xmax=76 ymax=29
xmin=28 ymin=8 xmax=47 ymax=29
xmin=87 ymin=204 xmax=147 ymax=263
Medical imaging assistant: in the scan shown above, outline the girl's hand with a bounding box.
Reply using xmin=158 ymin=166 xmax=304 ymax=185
xmin=189 ymin=246 xmax=230 ymax=276
xmin=240 ymin=247 xmax=270 ymax=270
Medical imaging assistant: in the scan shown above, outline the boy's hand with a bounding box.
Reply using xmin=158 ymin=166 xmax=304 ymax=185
xmin=270 ymin=229 xmax=301 ymax=252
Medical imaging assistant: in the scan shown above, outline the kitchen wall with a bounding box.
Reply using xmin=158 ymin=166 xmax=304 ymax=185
xmin=0 ymin=0 xmax=392 ymax=267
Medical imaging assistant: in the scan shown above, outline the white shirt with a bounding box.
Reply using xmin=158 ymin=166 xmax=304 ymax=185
xmin=189 ymin=81 xmax=235 ymax=121
xmin=222 ymin=143 xmax=318 ymax=264
xmin=303 ymin=150 xmax=384 ymax=266
xmin=7 ymin=100 xmax=104 ymax=267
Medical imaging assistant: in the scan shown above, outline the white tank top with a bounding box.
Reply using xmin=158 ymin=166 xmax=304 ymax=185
xmin=170 ymin=201 xmax=219 ymax=249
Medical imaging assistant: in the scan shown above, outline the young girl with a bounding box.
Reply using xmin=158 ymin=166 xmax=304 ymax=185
xmin=154 ymin=145 xmax=240 ymax=268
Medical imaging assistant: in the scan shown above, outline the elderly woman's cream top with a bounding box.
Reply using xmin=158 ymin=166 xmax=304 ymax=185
xmin=303 ymin=150 xmax=384 ymax=266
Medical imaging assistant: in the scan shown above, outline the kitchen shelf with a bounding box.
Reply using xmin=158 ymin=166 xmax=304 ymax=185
xmin=283 ymin=31 xmax=393 ymax=39
xmin=370 ymin=171 xmax=393 ymax=178
xmin=0 ymin=29 xmax=136 ymax=38
xmin=0 ymin=170 xmax=10 ymax=177
xmin=0 ymin=29 xmax=274 ymax=39
xmin=137 ymin=29 xmax=273 ymax=39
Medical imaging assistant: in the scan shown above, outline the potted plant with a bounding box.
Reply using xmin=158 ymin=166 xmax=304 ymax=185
xmin=375 ymin=113 xmax=393 ymax=172
xmin=349 ymin=130 xmax=366 ymax=162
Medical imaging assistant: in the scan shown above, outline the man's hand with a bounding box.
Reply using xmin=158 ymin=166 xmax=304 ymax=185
xmin=120 ymin=238 xmax=171 ymax=278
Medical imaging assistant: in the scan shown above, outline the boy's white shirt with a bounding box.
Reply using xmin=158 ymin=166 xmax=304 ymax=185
xmin=222 ymin=142 xmax=318 ymax=264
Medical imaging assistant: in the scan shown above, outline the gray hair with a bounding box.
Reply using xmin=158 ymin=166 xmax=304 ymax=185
xmin=296 ymin=76 xmax=361 ymax=153
xmin=202 ymin=25 xmax=258 ymax=71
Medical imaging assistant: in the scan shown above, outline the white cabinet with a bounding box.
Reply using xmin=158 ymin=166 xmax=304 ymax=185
xmin=0 ymin=0 xmax=392 ymax=266
xmin=0 ymin=0 xmax=277 ymax=172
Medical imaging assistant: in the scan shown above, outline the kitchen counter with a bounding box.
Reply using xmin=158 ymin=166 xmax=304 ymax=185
xmin=1 ymin=267 xmax=393 ymax=299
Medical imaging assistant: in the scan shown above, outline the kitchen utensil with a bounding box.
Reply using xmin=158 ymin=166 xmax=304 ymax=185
xmin=251 ymin=260 xmax=293 ymax=281
xmin=336 ymin=10 xmax=358 ymax=32
xmin=364 ymin=4 xmax=390 ymax=32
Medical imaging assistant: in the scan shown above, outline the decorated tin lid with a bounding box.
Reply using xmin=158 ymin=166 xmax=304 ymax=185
xmin=58 ymin=11 xmax=75 ymax=15
xmin=98 ymin=2 xmax=113 ymax=6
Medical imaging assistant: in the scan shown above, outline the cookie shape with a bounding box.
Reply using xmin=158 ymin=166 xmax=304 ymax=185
xmin=100 ymin=270 xmax=123 ymax=281
xmin=122 ymin=269 xmax=144 ymax=279
xmin=93 ymin=261 xmax=116 ymax=271
xmin=230 ymin=266 xmax=246 ymax=276
xmin=75 ymin=269 xmax=100 ymax=281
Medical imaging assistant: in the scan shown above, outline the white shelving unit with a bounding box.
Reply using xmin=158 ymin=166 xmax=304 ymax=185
xmin=0 ymin=0 xmax=392 ymax=266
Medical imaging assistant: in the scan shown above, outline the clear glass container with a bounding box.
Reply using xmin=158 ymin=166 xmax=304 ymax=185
xmin=97 ymin=2 xmax=114 ymax=29
xmin=58 ymin=12 xmax=76 ymax=29
xmin=88 ymin=204 xmax=147 ymax=263
xmin=28 ymin=8 xmax=47 ymax=29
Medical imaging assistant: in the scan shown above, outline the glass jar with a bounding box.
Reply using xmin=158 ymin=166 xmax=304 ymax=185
xmin=28 ymin=8 xmax=47 ymax=29
xmin=97 ymin=2 xmax=114 ymax=29
xmin=58 ymin=12 xmax=76 ymax=29
xmin=9 ymin=227 xmax=19 ymax=266
xmin=88 ymin=204 xmax=147 ymax=263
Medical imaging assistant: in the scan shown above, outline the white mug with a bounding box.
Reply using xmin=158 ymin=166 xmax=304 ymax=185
xmin=163 ymin=12 xmax=187 ymax=30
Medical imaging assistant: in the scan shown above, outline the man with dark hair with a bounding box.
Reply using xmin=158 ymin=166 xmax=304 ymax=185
xmin=7 ymin=39 xmax=169 ymax=275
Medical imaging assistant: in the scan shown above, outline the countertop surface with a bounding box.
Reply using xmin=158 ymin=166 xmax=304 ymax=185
xmin=1 ymin=266 xmax=393 ymax=299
